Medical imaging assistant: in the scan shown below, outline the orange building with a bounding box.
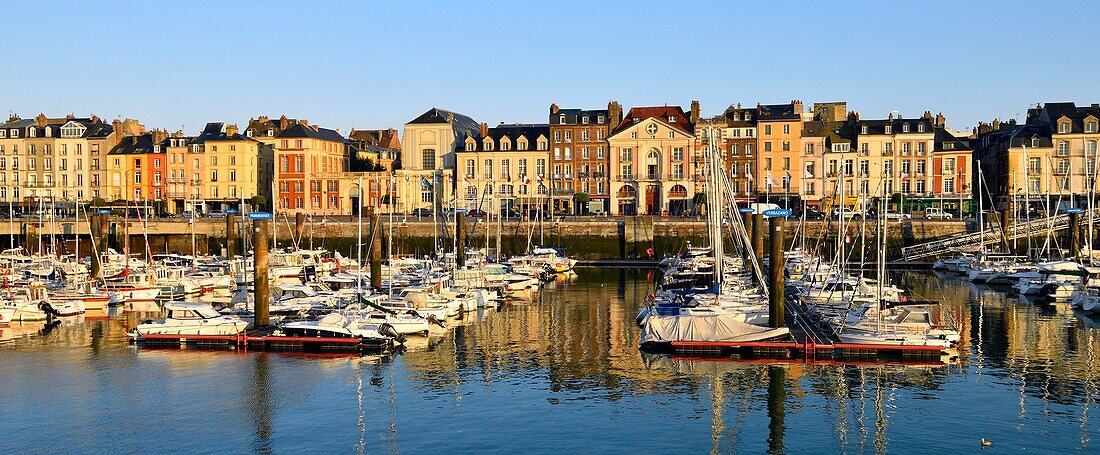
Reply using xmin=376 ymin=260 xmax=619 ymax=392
xmin=755 ymin=101 xmax=807 ymax=205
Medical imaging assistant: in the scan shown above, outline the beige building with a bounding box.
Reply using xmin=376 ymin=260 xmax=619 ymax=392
xmin=458 ymin=123 xmax=551 ymax=216
xmin=399 ymin=108 xmax=479 ymax=213
xmin=607 ymin=106 xmax=697 ymax=215
xmin=0 ymin=113 xmax=142 ymax=212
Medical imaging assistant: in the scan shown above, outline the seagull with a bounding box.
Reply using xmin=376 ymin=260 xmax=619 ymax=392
xmin=980 ymin=438 xmax=993 ymax=447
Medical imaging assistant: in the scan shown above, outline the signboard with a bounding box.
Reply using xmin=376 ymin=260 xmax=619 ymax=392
xmin=1066 ymin=207 xmax=1085 ymax=214
xmin=763 ymin=208 xmax=793 ymax=218
xmin=96 ymin=209 xmax=111 ymax=215
xmin=247 ymin=212 xmax=273 ymax=221
xmin=738 ymin=207 xmax=754 ymax=213
xmin=225 ymin=209 xmax=240 ymax=215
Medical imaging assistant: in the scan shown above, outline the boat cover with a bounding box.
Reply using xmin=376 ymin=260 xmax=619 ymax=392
xmin=640 ymin=314 xmax=790 ymax=344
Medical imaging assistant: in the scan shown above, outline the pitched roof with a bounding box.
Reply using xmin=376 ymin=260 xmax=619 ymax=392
xmin=855 ymin=117 xmax=935 ymax=136
xmin=464 ymin=124 xmax=549 ymax=152
xmin=0 ymin=116 xmax=114 ymax=139
xmin=933 ymin=128 xmax=972 ymax=152
xmin=108 ymin=133 xmax=156 ymax=155
xmin=276 ymin=123 xmax=346 ymax=142
xmin=756 ymin=103 xmax=800 ymax=121
xmin=612 ymin=106 xmax=694 ymax=135
xmin=407 ymin=107 xmax=479 ymax=132
xmin=192 ymin=122 xmax=261 ymax=144
xmin=549 ymin=108 xmax=611 ymax=125
xmin=1040 ymin=102 xmax=1100 ymax=133
xmin=348 ymin=129 xmax=400 ymax=149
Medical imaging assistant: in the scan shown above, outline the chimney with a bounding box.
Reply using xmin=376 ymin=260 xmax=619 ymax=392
xmin=479 ymin=122 xmax=489 ymax=137
xmin=299 ymin=119 xmax=309 ymax=127
xmin=608 ymin=101 xmax=622 ymax=130
xmin=792 ymin=100 xmax=803 ymax=114
xmin=690 ymin=100 xmax=700 ymax=124
xmin=35 ymin=113 xmax=48 ymax=127
xmin=888 ymin=112 xmax=894 ymax=120
xmin=279 ymin=115 xmax=289 ymax=130
xmin=935 ymin=112 xmax=946 ymax=128
xmin=112 ymin=118 xmax=123 ymax=134
xmin=993 ymin=118 xmax=1001 ymax=131
xmin=152 ymin=129 xmax=168 ymax=144
xmin=226 ymin=124 xmax=239 ymax=136
xmin=7 ymin=113 xmax=19 ymax=122
xmin=447 ymin=113 xmax=455 ymax=123
xmin=131 ymin=136 xmax=138 ymax=145
xmin=90 ymin=114 xmax=100 ymax=124
xmin=66 ymin=113 xmax=75 ymax=120
xmin=550 ymin=103 xmax=560 ymax=115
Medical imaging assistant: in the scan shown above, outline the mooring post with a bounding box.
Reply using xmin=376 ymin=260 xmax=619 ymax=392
xmin=768 ymin=217 xmax=786 ymax=328
xmin=1070 ymin=211 xmax=1080 ymax=259
xmin=741 ymin=211 xmax=753 ymax=266
xmin=90 ymin=213 xmax=102 ymax=279
xmin=253 ymin=219 xmax=271 ymax=327
xmin=294 ymin=212 xmax=305 ymax=245
xmin=98 ymin=214 xmax=109 ymax=275
xmin=456 ymin=212 xmax=466 ymax=267
xmin=226 ymin=213 xmax=237 ymax=258
xmin=752 ymin=213 xmax=764 ymax=269
xmin=369 ymin=207 xmax=382 ymax=291
xmin=766 ymin=365 xmax=787 ymax=452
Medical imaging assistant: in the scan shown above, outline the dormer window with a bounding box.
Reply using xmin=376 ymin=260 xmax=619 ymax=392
xmin=1032 ymin=137 xmax=1039 ymax=148
xmin=861 ymin=125 xmax=868 ymax=134
xmin=9 ymin=129 xmax=17 ymax=138
xmin=27 ymin=127 xmax=35 ymax=138
xmin=1088 ymin=122 xmax=1098 ymax=133
xmin=44 ymin=127 xmax=51 ymax=136
xmin=597 ymin=115 xmax=605 ymax=123
xmin=483 ymin=139 xmax=494 ymax=151
xmin=1059 ymin=122 xmax=1070 ymax=134
xmin=501 ymin=139 xmax=511 ymax=151
xmin=519 ymin=141 xmax=527 ymax=150
xmin=267 ymin=130 xmax=274 ymax=137
xmin=918 ymin=123 xmax=926 ymax=133
xmin=902 ymin=123 xmax=910 ymax=133
xmin=668 ymin=116 xmax=675 ymax=122
xmin=945 ymin=143 xmax=954 ymax=150
xmin=246 ymin=129 xmax=254 ymax=137
xmin=582 ymin=116 xmax=589 ymax=124
xmin=559 ymin=114 xmax=566 ymax=124
xmin=0 ymin=130 xmax=5 ymax=138
xmin=884 ymin=125 xmax=892 ymax=134
xmin=465 ymin=141 xmax=475 ymax=151
xmin=733 ymin=113 xmax=740 ymax=121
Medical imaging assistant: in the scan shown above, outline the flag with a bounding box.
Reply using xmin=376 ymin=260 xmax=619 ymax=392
xmin=747 ymin=172 xmax=754 ymax=181
xmin=464 ymin=176 xmax=474 ymax=185
xmin=766 ymin=173 xmax=778 ymax=186
xmin=805 ymin=169 xmax=814 ymax=179
xmin=420 ymin=176 xmax=431 ymax=190
xmin=524 ymin=177 xmax=531 ymax=185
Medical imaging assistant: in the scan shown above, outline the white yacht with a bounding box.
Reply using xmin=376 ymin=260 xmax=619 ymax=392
xmin=128 ymin=302 xmax=250 ymax=338
xmin=278 ymin=312 xmax=402 ymax=345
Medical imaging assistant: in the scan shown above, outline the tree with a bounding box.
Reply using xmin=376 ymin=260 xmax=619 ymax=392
xmin=692 ymin=193 xmax=708 ymax=216
xmin=92 ymin=197 xmax=107 ymax=207
xmin=572 ymin=192 xmax=590 ymax=215
xmin=250 ymin=195 xmax=267 ymax=210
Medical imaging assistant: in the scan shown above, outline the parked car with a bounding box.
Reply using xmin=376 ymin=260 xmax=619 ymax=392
xmin=924 ymin=207 xmax=954 ymax=220
xmin=181 ymin=211 xmax=196 ymax=219
xmin=207 ymin=210 xmax=226 ymax=218
xmin=801 ymin=208 xmax=826 ymax=220
xmin=446 ymin=208 xmax=469 ymax=216
xmin=411 ymin=208 xmax=433 ymax=217
xmin=867 ymin=209 xmax=911 ymax=221
xmin=468 ymin=209 xmax=487 ymax=218
xmin=832 ymin=207 xmax=863 ymax=219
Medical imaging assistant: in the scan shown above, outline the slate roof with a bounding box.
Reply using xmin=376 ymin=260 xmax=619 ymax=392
xmin=276 ymin=123 xmax=346 ymax=142
xmin=549 ymin=109 xmax=611 ymax=125
xmin=464 ymin=124 xmax=549 ymax=152
xmin=192 ymin=122 xmax=262 ymax=144
xmin=1040 ymin=102 xmax=1100 ymax=133
xmin=108 ymin=133 xmax=156 ymax=155
xmin=0 ymin=116 xmax=114 ymax=139
xmin=408 ymin=108 xmax=479 ymax=132
xmin=612 ymin=106 xmax=694 ymax=135
xmin=756 ymin=103 xmax=800 ymax=121
xmin=855 ymin=117 xmax=935 ymax=135
xmin=933 ymin=128 xmax=972 ymax=152
xmin=722 ymin=106 xmax=759 ymax=127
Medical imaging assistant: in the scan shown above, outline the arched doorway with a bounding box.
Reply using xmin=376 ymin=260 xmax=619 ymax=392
xmin=645 ymin=184 xmax=661 ymax=215
xmin=617 ymin=185 xmax=637 ymax=216
xmin=348 ymin=184 xmax=363 ymax=217
xmin=646 ymin=149 xmax=661 ymax=180
xmin=668 ymin=184 xmax=688 ymax=216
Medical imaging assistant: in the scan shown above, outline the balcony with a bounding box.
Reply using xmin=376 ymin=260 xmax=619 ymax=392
xmin=577 ymin=172 xmax=590 ymax=179
xmin=592 ymin=172 xmax=606 ymax=179
xmin=617 ymin=174 xmax=635 ymax=181
xmin=670 ymin=173 xmax=685 ymax=180
xmin=644 ymin=173 xmax=662 ymax=180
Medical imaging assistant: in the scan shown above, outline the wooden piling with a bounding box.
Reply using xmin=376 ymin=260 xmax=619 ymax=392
xmin=294 ymin=212 xmax=305 ymax=245
xmin=369 ymin=208 xmax=382 ymax=291
xmin=768 ymin=217 xmax=785 ymax=328
xmin=752 ymin=213 xmax=764 ymax=268
xmin=456 ymin=212 xmax=467 ymax=267
xmin=741 ymin=212 xmax=753 ymax=265
xmin=226 ymin=213 xmax=237 ymax=258
xmin=1070 ymin=211 xmax=1080 ymax=259
xmin=253 ymin=219 xmax=271 ymax=327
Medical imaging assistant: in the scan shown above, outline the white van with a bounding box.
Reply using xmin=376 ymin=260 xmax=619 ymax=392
xmin=749 ymin=203 xmax=781 ymax=216
xmin=924 ymin=207 xmax=953 ymax=220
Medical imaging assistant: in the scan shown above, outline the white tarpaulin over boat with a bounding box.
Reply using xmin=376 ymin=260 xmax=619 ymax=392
xmin=639 ymin=314 xmax=790 ymax=344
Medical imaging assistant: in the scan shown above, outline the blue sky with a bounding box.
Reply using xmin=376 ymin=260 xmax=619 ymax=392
xmin=2 ymin=1 xmax=1097 ymax=135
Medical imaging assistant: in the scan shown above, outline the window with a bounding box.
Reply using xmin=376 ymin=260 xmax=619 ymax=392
xmin=765 ymin=158 xmax=772 ymax=170
xmin=764 ymin=142 xmax=772 ymax=152
xmin=229 ymin=170 xmax=236 ymax=182
xmin=1059 ymin=122 xmax=1070 ymax=134
xmin=764 ymin=125 xmax=772 ymax=135
xmin=421 ymin=149 xmax=436 ymax=169
xmin=672 ymin=147 xmax=684 ymax=161
xmin=134 ymin=171 xmax=142 ymax=184
xmin=620 ymin=148 xmax=633 ymax=161
xmin=295 ymin=156 xmax=304 ymax=172
xmin=782 ymin=141 xmax=790 ymax=152
xmin=902 ymin=123 xmax=910 ymax=133
xmin=782 ymin=124 xmax=790 ymax=135
xmin=1088 ymin=122 xmax=1098 ymax=133
xmin=501 ymin=140 xmax=510 ymax=151
xmin=861 ymin=125 xmax=868 ymax=134
xmin=806 ymin=143 xmax=815 ymax=154
xmin=884 ymin=125 xmax=892 ymax=134
xmin=1028 ymin=157 xmax=1041 ymax=174
xmin=211 ymin=170 xmax=218 ymax=182
xmin=484 ymin=159 xmax=493 ymax=179
xmin=1057 ymin=141 xmax=1070 ymax=156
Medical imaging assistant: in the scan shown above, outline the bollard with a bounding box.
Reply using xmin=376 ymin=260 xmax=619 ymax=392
xmin=752 ymin=213 xmax=764 ymax=268
xmin=369 ymin=208 xmax=382 ymax=291
xmin=253 ymin=219 xmax=271 ymax=327
xmin=456 ymin=212 xmax=467 ymax=267
xmin=1070 ymin=211 xmax=1080 ymax=259
xmin=766 ymin=365 xmax=787 ymax=453
xmin=768 ymin=217 xmax=785 ymax=328
xmin=98 ymin=214 xmax=109 ymax=273
xmin=226 ymin=213 xmax=237 ymax=258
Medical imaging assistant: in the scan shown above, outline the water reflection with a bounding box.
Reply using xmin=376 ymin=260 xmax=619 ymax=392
xmin=1 ymin=269 xmax=1099 ymax=453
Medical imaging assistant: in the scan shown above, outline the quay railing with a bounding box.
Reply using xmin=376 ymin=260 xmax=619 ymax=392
xmin=900 ymin=207 xmax=1100 ymax=260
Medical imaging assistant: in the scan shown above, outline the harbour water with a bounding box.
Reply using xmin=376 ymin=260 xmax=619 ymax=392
xmin=2 ymin=268 xmax=1098 ymax=454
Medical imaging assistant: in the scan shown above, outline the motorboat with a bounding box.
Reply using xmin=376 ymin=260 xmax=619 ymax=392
xmin=128 ymin=302 xmax=250 ymax=338
xmin=277 ymin=312 xmax=403 ymax=347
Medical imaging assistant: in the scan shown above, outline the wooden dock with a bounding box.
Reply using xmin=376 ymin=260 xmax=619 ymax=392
xmin=664 ymin=297 xmax=956 ymax=364
xmin=132 ymin=326 xmax=391 ymax=353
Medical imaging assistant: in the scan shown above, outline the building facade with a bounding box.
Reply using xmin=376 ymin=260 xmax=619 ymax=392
xmin=548 ymin=102 xmax=620 ymax=214
xmin=607 ymin=105 xmax=697 ymax=216
xmin=458 ymin=123 xmax=551 ymax=217
xmin=247 ymin=116 xmax=340 ymax=216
